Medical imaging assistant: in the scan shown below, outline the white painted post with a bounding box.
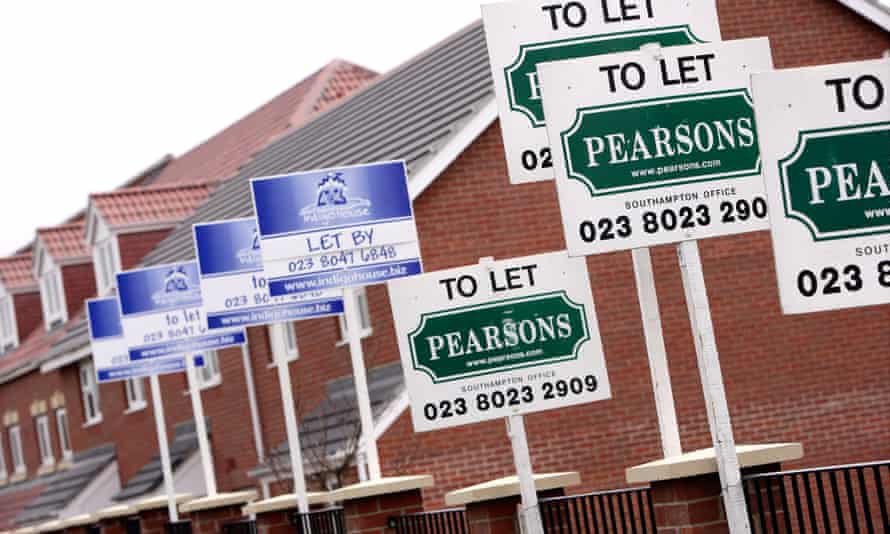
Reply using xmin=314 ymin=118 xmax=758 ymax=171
xmin=149 ymin=374 xmax=179 ymax=523
xmin=506 ymin=415 xmax=544 ymax=534
xmin=186 ymin=354 xmax=218 ymax=496
xmin=274 ymin=343 xmax=311 ymax=514
xmin=677 ymin=240 xmax=751 ymax=533
xmin=343 ymin=286 xmax=382 ymax=480
xmin=631 ymin=247 xmax=683 ymax=458
xmin=241 ymin=343 xmax=266 ymax=464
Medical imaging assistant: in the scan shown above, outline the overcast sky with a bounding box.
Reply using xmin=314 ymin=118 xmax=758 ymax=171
xmin=0 ymin=1 xmax=483 ymax=256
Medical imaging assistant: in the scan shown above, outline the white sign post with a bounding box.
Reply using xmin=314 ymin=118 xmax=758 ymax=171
xmin=481 ymin=0 xmax=721 ymax=184
xmin=388 ymin=251 xmax=610 ymax=534
xmin=540 ymin=38 xmax=777 ymax=533
xmin=251 ymin=161 xmax=422 ymax=480
xmin=193 ymin=217 xmax=346 ymax=511
xmin=116 ymin=262 xmax=248 ymax=497
xmin=751 ymin=58 xmax=890 ymax=314
xmin=86 ymin=298 xmax=205 ymax=522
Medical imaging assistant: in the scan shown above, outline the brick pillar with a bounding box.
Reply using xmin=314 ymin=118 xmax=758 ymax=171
xmin=132 ymin=493 xmax=195 ymax=534
xmin=254 ymin=509 xmax=292 ymax=534
xmin=249 ymin=492 xmax=333 ymax=534
xmin=95 ymin=505 xmax=136 ymax=534
xmin=649 ymin=464 xmax=785 ymax=533
xmin=465 ymin=488 xmax=564 ymax=534
xmin=327 ymin=476 xmax=433 ymax=534
xmin=179 ymin=491 xmax=257 ymax=534
xmin=97 ymin=516 xmax=131 ymax=534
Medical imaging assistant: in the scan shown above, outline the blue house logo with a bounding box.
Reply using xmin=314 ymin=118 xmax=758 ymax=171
xmin=152 ymin=266 xmax=201 ymax=307
xmin=236 ymin=228 xmax=263 ymax=266
xmin=300 ymin=172 xmax=370 ymax=224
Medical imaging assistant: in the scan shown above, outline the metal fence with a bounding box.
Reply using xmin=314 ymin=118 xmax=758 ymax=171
xmin=221 ymin=519 xmax=258 ymax=534
xmin=539 ymin=487 xmax=657 ymax=534
xmin=389 ymin=508 xmax=469 ymax=534
xmin=291 ymin=507 xmax=346 ymax=534
xmin=743 ymin=460 xmax=890 ymax=533
xmin=124 ymin=516 xmax=142 ymax=534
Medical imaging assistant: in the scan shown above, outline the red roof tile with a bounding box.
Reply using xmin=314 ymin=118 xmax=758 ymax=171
xmin=90 ymin=182 xmax=214 ymax=229
xmin=0 ymin=254 xmax=36 ymax=292
xmin=0 ymin=321 xmax=64 ymax=377
xmin=147 ymin=60 xmax=376 ymax=187
xmin=36 ymin=223 xmax=89 ymax=262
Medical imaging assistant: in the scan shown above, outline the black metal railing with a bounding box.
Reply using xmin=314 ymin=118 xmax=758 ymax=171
xmin=164 ymin=520 xmax=193 ymax=534
xmin=389 ymin=508 xmax=468 ymax=534
xmin=540 ymin=487 xmax=657 ymax=534
xmin=743 ymin=460 xmax=890 ymax=533
xmin=291 ymin=507 xmax=346 ymax=534
xmin=87 ymin=525 xmax=102 ymax=534
xmin=124 ymin=516 xmax=142 ymax=534
xmin=221 ymin=519 xmax=258 ymax=534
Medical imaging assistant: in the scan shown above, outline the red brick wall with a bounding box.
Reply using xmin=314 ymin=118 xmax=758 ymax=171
xmin=118 ymin=230 xmax=172 ymax=271
xmin=11 ymin=291 xmax=42 ymax=342
xmin=60 ymin=263 xmax=96 ymax=321
xmin=0 ymin=369 xmax=65 ymax=477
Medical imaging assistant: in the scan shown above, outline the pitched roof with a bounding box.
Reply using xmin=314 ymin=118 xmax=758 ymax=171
xmin=836 ymin=0 xmax=890 ymax=30
xmin=142 ymin=21 xmax=493 ymax=266
xmin=0 ymin=321 xmax=65 ymax=380
xmin=89 ymin=182 xmax=215 ymax=230
xmin=0 ymin=481 xmax=47 ymax=531
xmin=0 ymin=254 xmax=37 ymax=292
xmin=35 ymin=223 xmax=90 ymax=263
xmin=142 ymin=60 xmax=377 ymax=188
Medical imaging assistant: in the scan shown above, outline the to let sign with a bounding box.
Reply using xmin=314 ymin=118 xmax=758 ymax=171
xmin=250 ymin=161 xmax=422 ymax=296
xmin=86 ymin=297 xmax=203 ymax=383
xmin=193 ymin=217 xmax=344 ymax=329
xmin=752 ymin=58 xmax=890 ymax=314
xmin=481 ymin=0 xmax=720 ymax=184
xmin=539 ymin=38 xmax=773 ymax=254
xmin=388 ymin=251 xmax=610 ymax=432
xmin=116 ymin=262 xmax=246 ymax=360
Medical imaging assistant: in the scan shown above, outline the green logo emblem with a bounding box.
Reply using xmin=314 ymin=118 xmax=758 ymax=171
xmin=408 ymin=291 xmax=590 ymax=383
xmin=561 ymin=89 xmax=761 ymax=196
xmin=780 ymin=122 xmax=890 ymax=241
xmin=506 ymin=25 xmax=704 ymax=128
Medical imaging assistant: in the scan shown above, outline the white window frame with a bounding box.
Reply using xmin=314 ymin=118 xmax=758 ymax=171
xmin=124 ymin=378 xmax=147 ymax=412
xmin=0 ymin=290 xmax=18 ymax=353
xmin=8 ymin=425 xmax=25 ymax=475
xmin=35 ymin=415 xmax=54 ymax=467
xmin=337 ymin=287 xmax=372 ymax=344
xmin=79 ymin=361 xmax=102 ymax=426
xmin=195 ymin=351 xmax=222 ymax=390
xmin=93 ymin=235 xmax=121 ymax=296
xmin=0 ymin=433 xmax=7 ymax=480
xmin=268 ymin=322 xmax=299 ymax=365
xmin=39 ymin=261 xmax=68 ymax=330
xmin=55 ymin=408 xmax=73 ymax=461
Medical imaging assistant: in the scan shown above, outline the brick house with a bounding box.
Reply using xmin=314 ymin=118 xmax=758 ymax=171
xmin=0 ymin=60 xmax=375 ymax=529
xmin=0 ymin=0 xmax=887 ymax=529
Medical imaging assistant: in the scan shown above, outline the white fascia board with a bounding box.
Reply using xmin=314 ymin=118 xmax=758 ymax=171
xmin=40 ymin=345 xmax=92 ymax=374
xmin=408 ymin=97 xmax=498 ymax=201
xmin=836 ymin=0 xmax=890 ymax=31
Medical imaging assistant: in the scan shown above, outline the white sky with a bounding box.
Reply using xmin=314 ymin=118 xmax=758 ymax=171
xmin=0 ymin=1 xmax=483 ymax=256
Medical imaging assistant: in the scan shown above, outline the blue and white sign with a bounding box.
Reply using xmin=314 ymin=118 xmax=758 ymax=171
xmin=86 ymin=297 xmax=204 ymax=383
xmin=116 ymin=262 xmax=247 ymax=360
xmin=250 ymin=161 xmax=423 ymax=296
xmin=193 ymin=217 xmax=344 ymax=328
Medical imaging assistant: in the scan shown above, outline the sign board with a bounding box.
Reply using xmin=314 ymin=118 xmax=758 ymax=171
xmin=751 ymin=58 xmax=890 ymax=314
xmin=116 ymin=262 xmax=246 ymax=360
xmin=250 ymin=161 xmax=422 ymax=297
xmin=539 ymin=38 xmax=773 ymax=254
xmin=481 ymin=0 xmax=721 ymax=184
xmin=86 ymin=297 xmax=203 ymax=383
xmin=193 ymin=217 xmax=344 ymax=329
xmin=388 ymin=251 xmax=610 ymax=432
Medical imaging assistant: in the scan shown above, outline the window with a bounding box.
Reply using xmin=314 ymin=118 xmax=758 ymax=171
xmin=195 ymin=351 xmax=222 ymax=389
xmin=8 ymin=425 xmax=24 ymax=474
xmin=79 ymin=362 xmax=102 ymax=424
xmin=0 ymin=434 xmax=7 ymax=480
xmin=124 ymin=378 xmax=146 ymax=412
xmin=40 ymin=268 xmax=67 ymax=329
xmin=93 ymin=238 xmax=120 ymax=295
xmin=55 ymin=409 xmax=72 ymax=461
xmin=269 ymin=322 xmax=299 ymax=364
xmin=35 ymin=415 xmax=54 ymax=466
xmin=0 ymin=294 xmax=17 ymax=353
xmin=338 ymin=287 xmax=372 ymax=342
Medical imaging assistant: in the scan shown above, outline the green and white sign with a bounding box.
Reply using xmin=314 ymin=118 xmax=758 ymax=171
xmin=389 ymin=251 xmax=610 ymax=431
xmin=481 ymin=0 xmax=720 ymax=184
xmin=539 ymin=38 xmax=773 ymax=255
xmin=752 ymin=58 xmax=890 ymax=314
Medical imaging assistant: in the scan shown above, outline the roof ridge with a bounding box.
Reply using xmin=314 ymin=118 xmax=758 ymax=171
xmin=287 ymin=59 xmax=348 ymax=129
xmin=35 ymin=222 xmax=85 ymax=233
xmin=90 ymin=180 xmax=215 ymax=198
